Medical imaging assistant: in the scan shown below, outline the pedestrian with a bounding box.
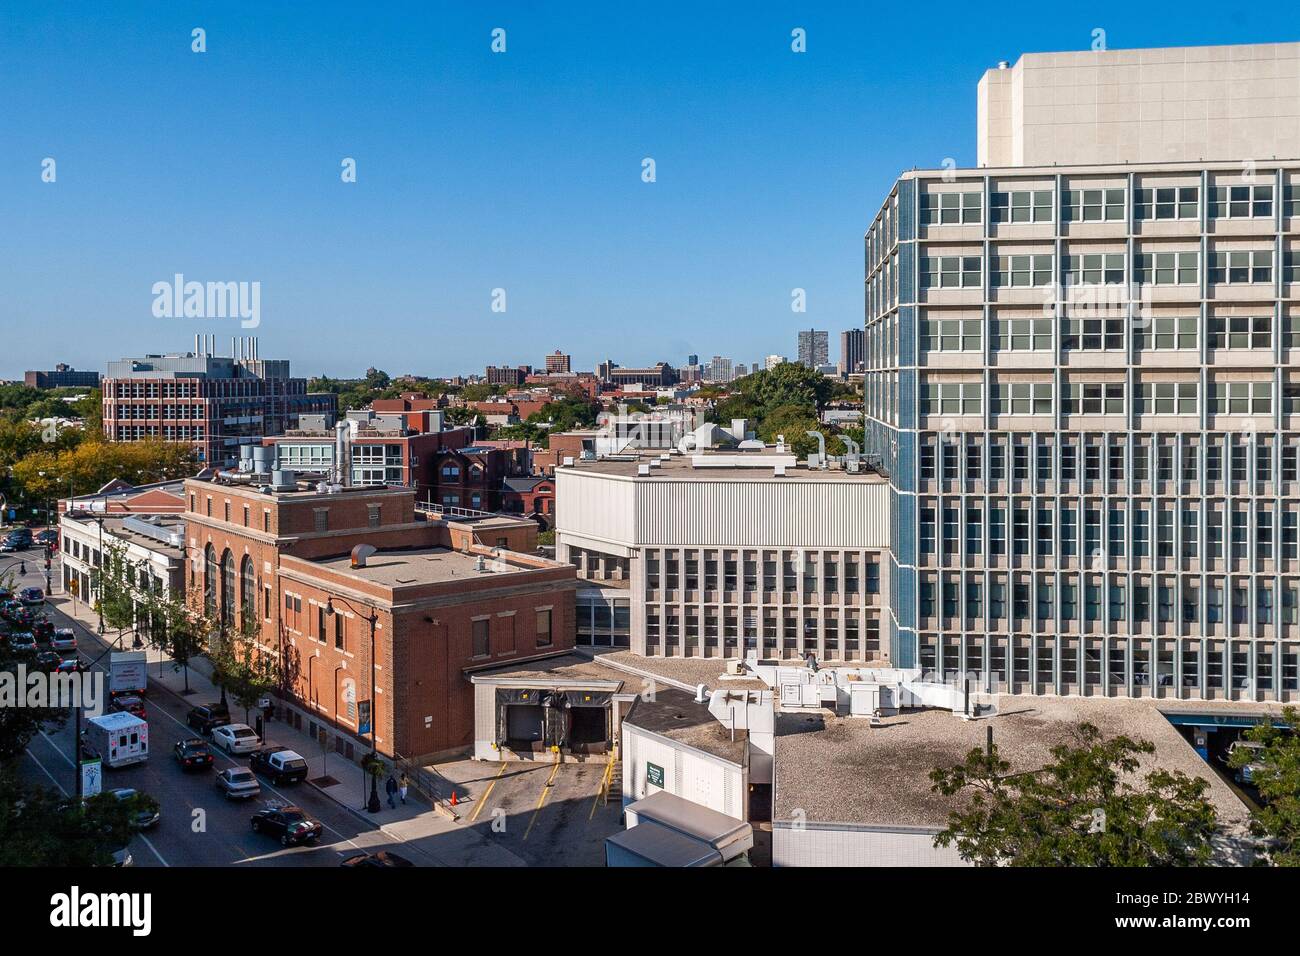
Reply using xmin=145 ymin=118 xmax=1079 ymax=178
xmin=19 ymin=561 xmax=26 ymax=575
xmin=385 ymin=774 xmax=398 ymax=809
xmin=399 ymin=772 xmax=409 ymax=805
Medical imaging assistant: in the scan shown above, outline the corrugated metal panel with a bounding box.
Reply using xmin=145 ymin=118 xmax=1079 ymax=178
xmin=772 ymin=822 xmax=970 ymax=867
xmin=634 ymin=480 xmax=889 ymax=548
xmin=555 ymin=471 xmax=636 ymax=545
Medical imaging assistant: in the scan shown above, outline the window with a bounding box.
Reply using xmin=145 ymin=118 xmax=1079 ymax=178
xmin=1062 ymin=188 xmax=1125 ymax=222
xmin=994 ymin=317 xmax=1052 ymax=351
xmin=220 ymin=550 xmax=235 ymax=627
xmin=1208 ymin=183 xmax=1273 ymax=219
xmin=991 ymin=254 xmax=1053 ymax=288
xmin=1061 ymin=314 xmax=1124 ymax=351
xmin=921 ymin=381 xmax=982 ymax=415
xmin=367 ymin=504 xmax=381 ymax=528
xmin=536 ymin=609 xmax=553 ymax=647
xmin=1136 ymin=381 xmax=1198 ymax=415
xmin=1063 ymin=383 xmax=1124 ymax=415
xmin=1209 ymin=382 xmax=1272 ymax=415
xmin=1208 ymin=250 xmax=1273 ymax=285
xmin=240 ymin=556 xmax=256 ymax=625
xmin=921 ymin=191 xmax=982 ymax=224
xmin=1135 ymin=316 xmax=1197 ymax=351
xmin=990 ymin=189 xmax=1053 ymax=223
xmin=472 ymin=618 xmax=490 ymax=658
xmin=920 ymin=256 xmax=982 ymax=288
xmin=313 ymin=509 xmax=328 ymax=532
xmin=993 ymin=382 xmax=1053 ymax=415
xmin=920 ymin=318 xmax=982 ymax=353
xmin=1134 ymin=185 xmax=1199 ymax=220
xmin=1208 ymin=315 xmax=1271 ymax=350
xmin=1133 ymin=251 xmax=1198 ymax=285
xmin=1062 ymin=253 xmax=1125 ymax=285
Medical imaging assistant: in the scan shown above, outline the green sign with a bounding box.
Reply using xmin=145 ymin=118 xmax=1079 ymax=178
xmin=646 ymin=762 xmax=664 ymax=788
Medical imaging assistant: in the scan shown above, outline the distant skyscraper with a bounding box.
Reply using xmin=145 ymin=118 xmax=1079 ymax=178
xmin=735 ymin=363 xmax=748 ymax=378
xmin=797 ymin=329 xmax=829 ymax=368
xmin=840 ymin=329 xmax=865 ymax=376
xmin=708 ymin=356 xmax=733 ymax=382
xmin=545 ymin=350 xmax=572 ymax=374
xmin=765 ymin=355 xmax=786 ymax=370
xmin=687 ymin=354 xmax=699 ymax=367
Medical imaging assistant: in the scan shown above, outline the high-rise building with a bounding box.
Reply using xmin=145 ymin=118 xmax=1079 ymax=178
xmin=797 ymin=329 xmax=829 ymax=368
xmin=707 ymin=356 xmax=733 ymax=383
xmin=687 ymin=354 xmax=699 ymax=367
xmin=765 ymin=355 xmax=786 ymax=370
xmin=102 ymin=336 xmax=335 ymax=466
xmin=486 ymin=365 xmax=531 ymax=387
xmin=840 ymin=329 xmax=864 ymax=376
xmin=863 ymin=42 xmax=1300 ymax=704
xmin=545 ymin=350 xmax=572 ymax=374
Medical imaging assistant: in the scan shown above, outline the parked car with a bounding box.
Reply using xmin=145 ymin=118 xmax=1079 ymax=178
xmin=340 ymin=850 xmax=415 ymax=868
xmin=50 ymin=628 xmax=77 ymax=652
xmin=0 ymin=536 xmax=29 ymax=553
xmin=35 ymin=530 xmax=58 ymax=547
xmin=109 ymin=695 xmax=147 ymax=720
xmin=186 ymin=702 xmax=231 ymax=735
xmin=211 ymin=723 xmax=261 ymax=755
xmin=8 ymin=632 xmax=37 ymax=655
xmin=215 ymin=767 xmax=262 ymax=800
xmin=31 ymin=619 xmax=54 ymax=644
xmin=34 ymin=649 xmax=62 ymax=671
xmin=1227 ymin=740 xmax=1267 ymax=784
xmin=108 ymin=788 xmax=160 ymax=829
xmin=55 ymin=654 xmax=87 ymax=674
xmin=174 ymin=738 xmax=215 ymax=771
xmin=250 ymin=805 xmax=322 ymax=846
xmin=249 ymin=747 xmax=309 ymax=785
xmin=19 ymin=587 xmax=44 ymax=606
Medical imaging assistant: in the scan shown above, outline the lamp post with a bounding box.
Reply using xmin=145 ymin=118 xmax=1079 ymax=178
xmin=324 ymin=594 xmax=381 ymax=813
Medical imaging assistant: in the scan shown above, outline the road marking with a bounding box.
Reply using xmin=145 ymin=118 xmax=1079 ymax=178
xmin=23 ymin=747 xmax=69 ymax=795
xmin=522 ymin=759 xmax=562 ymax=841
xmin=39 ymin=730 xmax=75 ymax=768
xmin=138 ymin=832 xmax=170 ymax=867
xmin=590 ymin=756 xmax=615 ymax=820
xmin=468 ymin=762 xmax=507 ymax=823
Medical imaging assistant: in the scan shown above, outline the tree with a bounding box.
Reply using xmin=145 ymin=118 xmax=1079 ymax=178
xmin=212 ymin=618 xmax=280 ymax=725
xmin=92 ymin=543 xmax=139 ymax=647
xmin=0 ymin=772 xmax=137 ymax=866
xmin=145 ymin=591 xmax=209 ymax=695
xmin=1229 ymin=707 xmax=1300 ymax=866
xmin=930 ymin=723 xmax=1219 ymax=866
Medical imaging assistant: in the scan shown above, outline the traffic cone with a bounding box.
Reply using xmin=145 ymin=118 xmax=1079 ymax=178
xmin=449 ymin=790 xmax=458 ymax=807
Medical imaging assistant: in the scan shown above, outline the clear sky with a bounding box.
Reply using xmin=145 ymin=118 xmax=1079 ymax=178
xmin=1 ymin=1 xmax=1294 ymax=380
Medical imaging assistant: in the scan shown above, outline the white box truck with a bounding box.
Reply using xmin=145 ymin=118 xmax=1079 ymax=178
xmin=84 ymin=712 xmax=149 ymax=768
xmin=109 ymin=651 xmax=148 ymax=698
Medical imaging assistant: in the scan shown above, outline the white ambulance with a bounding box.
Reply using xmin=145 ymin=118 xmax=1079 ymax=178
xmin=84 ymin=712 xmax=149 ymax=768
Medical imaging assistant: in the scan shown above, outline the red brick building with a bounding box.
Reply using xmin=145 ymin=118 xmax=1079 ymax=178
xmin=429 ymin=445 xmax=529 ymax=512
xmin=183 ymin=477 xmax=577 ymax=762
xmin=500 ymin=476 xmax=556 ymax=528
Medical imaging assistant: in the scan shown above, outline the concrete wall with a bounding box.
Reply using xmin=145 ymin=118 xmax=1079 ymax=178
xmin=622 ymin=723 xmax=746 ymax=820
xmin=979 ymin=43 xmax=1300 ymax=167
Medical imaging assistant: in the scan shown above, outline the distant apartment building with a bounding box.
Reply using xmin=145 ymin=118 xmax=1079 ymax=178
xmin=765 ymin=355 xmax=787 ymax=370
xmin=102 ymin=336 xmax=334 ymax=466
xmin=797 ymin=329 xmax=829 ymax=368
xmin=597 ymin=360 xmax=679 ymax=388
xmin=25 ymin=364 xmax=101 ymax=389
xmin=863 ymin=42 xmax=1300 ymax=702
xmin=840 ymin=329 xmax=865 ymax=376
xmin=555 ymin=451 xmax=888 ymax=658
xmin=687 ymin=354 xmax=699 ymax=366
xmin=485 ymin=365 xmax=531 ymax=387
xmin=707 ymin=356 xmax=734 ymax=382
xmin=545 ymin=350 xmax=572 ymax=374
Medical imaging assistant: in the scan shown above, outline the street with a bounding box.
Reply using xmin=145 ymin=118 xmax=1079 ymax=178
xmin=5 ymin=547 xmax=434 ymax=867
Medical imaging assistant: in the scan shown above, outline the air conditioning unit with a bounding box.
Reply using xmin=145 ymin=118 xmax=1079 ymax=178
xmin=725 ymin=659 xmax=745 ymax=676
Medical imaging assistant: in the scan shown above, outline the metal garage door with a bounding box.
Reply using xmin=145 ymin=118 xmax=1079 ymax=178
xmin=506 ymin=704 xmax=545 ymax=744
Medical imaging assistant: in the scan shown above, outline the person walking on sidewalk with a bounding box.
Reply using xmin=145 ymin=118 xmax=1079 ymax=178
xmin=398 ymin=772 xmax=409 ymax=805
xmin=385 ymin=774 xmax=398 ymax=809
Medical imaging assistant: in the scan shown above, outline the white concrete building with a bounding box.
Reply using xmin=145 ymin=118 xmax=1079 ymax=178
xmin=59 ymin=512 xmax=186 ymax=611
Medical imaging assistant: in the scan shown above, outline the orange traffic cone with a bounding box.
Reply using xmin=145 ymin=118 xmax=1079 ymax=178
xmin=450 ymin=790 xmax=458 ymax=807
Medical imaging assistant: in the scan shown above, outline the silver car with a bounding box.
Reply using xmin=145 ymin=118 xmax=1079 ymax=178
xmin=216 ymin=767 xmax=262 ymax=800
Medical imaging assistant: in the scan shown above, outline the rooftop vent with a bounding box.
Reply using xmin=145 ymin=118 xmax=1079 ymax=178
xmin=637 ymin=464 xmax=650 ymax=476
xmin=350 ymin=543 xmax=377 ymax=569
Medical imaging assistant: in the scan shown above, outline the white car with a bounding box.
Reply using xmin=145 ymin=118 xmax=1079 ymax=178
xmin=211 ymin=723 xmax=262 ymax=755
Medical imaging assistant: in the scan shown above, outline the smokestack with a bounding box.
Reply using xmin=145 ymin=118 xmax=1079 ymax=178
xmin=334 ymin=421 xmax=352 ymax=487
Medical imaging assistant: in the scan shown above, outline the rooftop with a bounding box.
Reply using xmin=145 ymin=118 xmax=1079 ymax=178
xmin=465 ymin=651 xmax=629 ymax=687
xmin=561 ymin=452 xmax=885 ymax=483
xmin=773 ymin=695 xmax=1258 ymax=834
xmin=623 ymin=688 xmax=748 ymax=765
xmin=309 ymin=547 xmax=538 ymax=588
xmin=586 ymin=649 xmax=767 ymax=692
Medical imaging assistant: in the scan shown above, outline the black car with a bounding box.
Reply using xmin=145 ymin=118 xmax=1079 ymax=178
xmin=340 ymin=850 xmax=415 ymax=868
xmin=249 ymin=746 xmax=310 ymax=785
xmin=174 ymin=738 xmax=215 ymax=771
xmin=34 ymin=649 xmax=62 ymax=671
xmin=31 ymin=619 xmax=54 ymax=644
xmin=250 ymin=806 xmax=323 ymax=846
xmin=186 ymin=702 xmax=231 ymax=734
xmin=35 ymin=530 xmax=58 ymax=547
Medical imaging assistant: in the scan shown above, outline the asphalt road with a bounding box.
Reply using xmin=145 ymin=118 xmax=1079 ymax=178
xmin=5 ymin=548 xmax=431 ymax=867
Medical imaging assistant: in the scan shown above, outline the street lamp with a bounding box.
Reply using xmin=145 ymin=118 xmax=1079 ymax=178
xmin=324 ymin=594 xmax=382 ymax=813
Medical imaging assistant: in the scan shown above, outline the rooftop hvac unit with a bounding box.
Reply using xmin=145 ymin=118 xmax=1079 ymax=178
xmin=562 ymin=456 xmax=575 ymax=467
xmin=725 ymin=659 xmax=745 ymax=676
xmin=637 ymin=464 xmax=650 ymax=476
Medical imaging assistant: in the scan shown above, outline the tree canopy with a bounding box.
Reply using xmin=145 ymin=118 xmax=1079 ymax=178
xmin=1229 ymin=707 xmax=1300 ymax=866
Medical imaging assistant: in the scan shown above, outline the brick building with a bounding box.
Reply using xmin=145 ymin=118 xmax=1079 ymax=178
xmin=500 ymin=476 xmax=556 ymax=528
xmin=429 ymin=445 xmax=529 ymax=512
xmin=182 ymin=476 xmax=577 ymax=761
xmin=25 ymin=363 xmax=101 ymax=389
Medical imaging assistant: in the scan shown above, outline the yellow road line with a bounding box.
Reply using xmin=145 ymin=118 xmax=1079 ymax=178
xmin=468 ymin=762 xmax=507 ymax=823
xmin=589 ymin=755 xmax=615 ymax=820
xmin=523 ymin=759 xmax=562 ymax=841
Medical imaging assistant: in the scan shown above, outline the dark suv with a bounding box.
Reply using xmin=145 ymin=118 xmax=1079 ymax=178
xmin=186 ymin=702 xmax=231 ymax=734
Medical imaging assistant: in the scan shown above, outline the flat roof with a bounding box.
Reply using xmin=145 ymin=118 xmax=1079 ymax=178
xmin=561 ymin=453 xmax=885 ymax=483
xmin=773 ymin=695 xmax=1256 ymax=832
xmin=310 ymin=547 xmax=534 ymax=587
xmin=623 ymin=688 xmax=747 ymax=764
xmin=466 ymin=652 xmax=629 ymax=688
xmin=588 ymin=650 xmax=767 ymax=692
xmin=606 ymin=820 xmax=721 ymax=867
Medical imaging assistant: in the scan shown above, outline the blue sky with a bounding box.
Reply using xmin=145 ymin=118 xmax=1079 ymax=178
xmin=1 ymin=2 xmax=1294 ymax=379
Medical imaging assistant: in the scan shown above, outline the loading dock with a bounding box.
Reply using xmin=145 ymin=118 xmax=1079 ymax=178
xmin=468 ymin=653 xmax=634 ymax=762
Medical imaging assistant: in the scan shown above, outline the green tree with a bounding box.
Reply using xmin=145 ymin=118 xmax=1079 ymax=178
xmin=930 ymin=723 xmax=1219 ymax=866
xmin=0 ymin=772 xmax=138 ymax=866
xmin=143 ymin=590 xmax=209 ymax=695
xmin=1229 ymin=707 xmax=1300 ymax=866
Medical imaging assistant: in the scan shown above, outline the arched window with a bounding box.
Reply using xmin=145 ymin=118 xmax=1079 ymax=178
xmin=204 ymin=545 xmax=217 ymax=618
xmin=341 ymin=677 xmax=357 ymax=722
xmin=220 ymin=550 xmax=236 ymax=627
xmin=240 ymin=555 xmax=256 ymax=628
